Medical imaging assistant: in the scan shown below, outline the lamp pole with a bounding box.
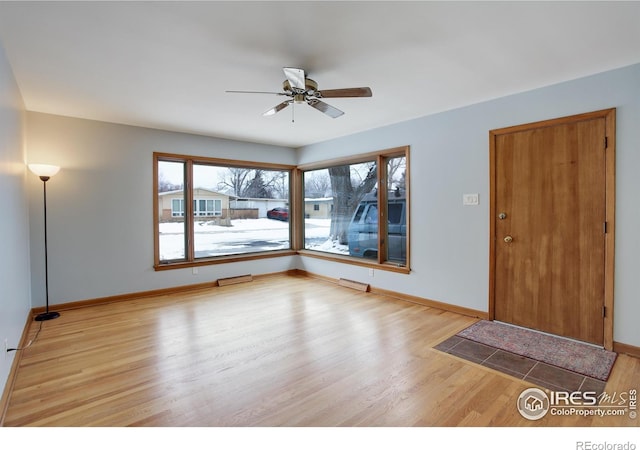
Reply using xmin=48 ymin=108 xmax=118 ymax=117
xmin=29 ymin=164 xmax=61 ymax=321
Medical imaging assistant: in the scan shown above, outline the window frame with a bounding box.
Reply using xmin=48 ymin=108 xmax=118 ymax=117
xmin=153 ymin=152 xmax=296 ymax=270
xmin=296 ymin=146 xmax=410 ymax=274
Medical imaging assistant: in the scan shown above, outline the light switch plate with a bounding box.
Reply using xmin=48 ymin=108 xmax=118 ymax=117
xmin=463 ymin=193 xmax=479 ymax=206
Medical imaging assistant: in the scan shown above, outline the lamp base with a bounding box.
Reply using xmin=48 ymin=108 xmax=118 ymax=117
xmin=35 ymin=311 xmax=60 ymax=321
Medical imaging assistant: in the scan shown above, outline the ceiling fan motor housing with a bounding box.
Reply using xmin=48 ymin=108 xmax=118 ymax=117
xmin=283 ymin=78 xmax=318 ymax=103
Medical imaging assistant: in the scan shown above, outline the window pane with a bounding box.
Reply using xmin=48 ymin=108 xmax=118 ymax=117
xmin=385 ymin=156 xmax=407 ymax=265
xmin=303 ymin=161 xmax=378 ymax=258
xmin=171 ymin=199 xmax=183 ymax=216
xmin=158 ymin=160 xmax=186 ymax=261
xmin=193 ymin=163 xmax=290 ymax=257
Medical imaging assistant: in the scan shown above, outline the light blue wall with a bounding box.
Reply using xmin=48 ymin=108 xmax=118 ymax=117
xmin=298 ymin=63 xmax=640 ymax=347
xmin=26 ymin=113 xmax=299 ymax=305
xmin=0 ymin=43 xmax=30 ymax=395
xmin=13 ymin=62 xmax=640 ymax=362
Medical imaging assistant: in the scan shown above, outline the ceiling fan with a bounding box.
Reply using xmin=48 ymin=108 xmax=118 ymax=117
xmin=226 ymin=67 xmax=372 ymax=119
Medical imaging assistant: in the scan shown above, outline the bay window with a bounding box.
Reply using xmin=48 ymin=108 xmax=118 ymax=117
xmin=298 ymin=146 xmax=410 ymax=272
xmin=154 ymin=146 xmax=408 ymax=273
xmin=154 ymin=153 xmax=294 ymax=268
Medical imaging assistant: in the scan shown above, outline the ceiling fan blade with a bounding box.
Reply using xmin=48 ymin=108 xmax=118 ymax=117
xmin=283 ymin=67 xmax=306 ymax=90
xmin=318 ymin=87 xmax=372 ymax=98
xmin=226 ymin=90 xmax=287 ymax=95
xmin=308 ymin=99 xmax=344 ymax=118
xmin=263 ymin=101 xmax=291 ymax=116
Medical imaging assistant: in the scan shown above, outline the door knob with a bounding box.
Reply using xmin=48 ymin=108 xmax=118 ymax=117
xmin=504 ymin=235 xmax=513 ymax=243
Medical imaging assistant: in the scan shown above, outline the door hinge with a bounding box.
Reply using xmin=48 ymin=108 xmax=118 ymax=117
xmin=604 ymin=136 xmax=608 ymax=149
xmin=603 ymin=306 xmax=606 ymax=318
xmin=603 ymin=222 xmax=608 ymax=234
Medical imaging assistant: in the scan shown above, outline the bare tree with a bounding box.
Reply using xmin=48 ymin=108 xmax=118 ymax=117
xmin=270 ymin=171 xmax=289 ymax=200
xmin=304 ymin=170 xmax=331 ymax=198
xmin=328 ymin=163 xmax=377 ymax=244
xmin=217 ymin=168 xmax=288 ymax=199
xmin=158 ymin=172 xmax=182 ymax=193
xmin=244 ymin=170 xmax=272 ymax=198
xmin=217 ymin=168 xmax=251 ymax=196
xmin=386 ymin=157 xmax=406 ymax=190
xmin=396 ymin=169 xmax=406 ymax=191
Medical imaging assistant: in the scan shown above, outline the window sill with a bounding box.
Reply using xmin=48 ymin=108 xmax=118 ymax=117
xmin=154 ymin=249 xmax=409 ymax=274
xmin=154 ymin=249 xmax=297 ymax=271
xmin=297 ymin=249 xmax=411 ymax=274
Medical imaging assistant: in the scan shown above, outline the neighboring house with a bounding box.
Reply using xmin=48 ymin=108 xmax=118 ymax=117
xmin=304 ymin=197 xmax=333 ymax=219
xmin=230 ymin=197 xmax=287 ymax=218
xmin=158 ymin=188 xmax=230 ymax=221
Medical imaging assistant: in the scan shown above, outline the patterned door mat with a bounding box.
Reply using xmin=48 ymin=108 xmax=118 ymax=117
xmin=435 ymin=320 xmax=617 ymax=393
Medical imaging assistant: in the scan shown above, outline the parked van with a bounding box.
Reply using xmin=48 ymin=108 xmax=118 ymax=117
xmin=347 ymin=189 xmax=406 ymax=264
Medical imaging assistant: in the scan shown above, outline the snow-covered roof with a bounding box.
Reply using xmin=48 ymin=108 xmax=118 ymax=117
xmin=158 ymin=188 xmax=229 ymax=197
xmin=232 ymin=197 xmax=288 ymax=202
xmin=304 ymin=197 xmax=333 ymax=202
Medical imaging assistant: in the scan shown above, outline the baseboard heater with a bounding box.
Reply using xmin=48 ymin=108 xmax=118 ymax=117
xmin=218 ymin=274 xmax=253 ymax=286
xmin=338 ymin=278 xmax=370 ymax=292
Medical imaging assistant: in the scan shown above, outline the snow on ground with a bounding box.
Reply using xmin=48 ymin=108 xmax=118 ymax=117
xmin=159 ymin=218 xmax=348 ymax=260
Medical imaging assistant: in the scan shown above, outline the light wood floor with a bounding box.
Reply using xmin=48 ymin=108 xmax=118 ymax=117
xmin=3 ymin=273 xmax=639 ymax=426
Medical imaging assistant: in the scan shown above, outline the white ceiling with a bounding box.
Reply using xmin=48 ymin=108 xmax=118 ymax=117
xmin=1 ymin=1 xmax=639 ymax=148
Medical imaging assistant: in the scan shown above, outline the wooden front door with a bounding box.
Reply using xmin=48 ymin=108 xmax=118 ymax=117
xmin=490 ymin=109 xmax=615 ymax=346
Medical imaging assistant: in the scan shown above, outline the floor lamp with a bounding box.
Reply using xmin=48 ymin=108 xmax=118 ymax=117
xmin=29 ymin=164 xmax=61 ymax=321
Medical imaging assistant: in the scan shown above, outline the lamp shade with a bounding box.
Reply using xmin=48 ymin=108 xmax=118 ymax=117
xmin=28 ymin=164 xmax=60 ymax=178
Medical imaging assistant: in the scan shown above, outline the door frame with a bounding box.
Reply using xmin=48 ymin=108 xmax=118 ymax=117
xmin=488 ymin=108 xmax=616 ymax=350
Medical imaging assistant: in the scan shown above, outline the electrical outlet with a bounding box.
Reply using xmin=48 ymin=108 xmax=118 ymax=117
xmin=369 ymin=268 xmax=374 ymax=277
